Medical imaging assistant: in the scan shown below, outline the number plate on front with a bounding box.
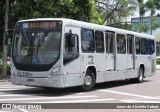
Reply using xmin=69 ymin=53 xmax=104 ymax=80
xmin=17 ymin=71 xmax=33 ymax=77
xmin=27 ymin=79 xmax=35 ymax=84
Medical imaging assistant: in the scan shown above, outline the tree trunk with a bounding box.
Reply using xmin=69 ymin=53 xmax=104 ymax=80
xmin=1 ymin=0 xmax=9 ymax=78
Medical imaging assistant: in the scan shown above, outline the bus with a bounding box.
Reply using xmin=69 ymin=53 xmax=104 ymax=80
xmin=10 ymin=18 xmax=156 ymax=91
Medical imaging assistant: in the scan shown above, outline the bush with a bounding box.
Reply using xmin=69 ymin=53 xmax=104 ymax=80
xmin=157 ymin=58 xmax=160 ymax=65
xmin=0 ymin=64 xmax=11 ymax=76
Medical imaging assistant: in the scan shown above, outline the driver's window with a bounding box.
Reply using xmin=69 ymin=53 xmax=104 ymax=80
xmin=64 ymin=34 xmax=78 ymax=54
xmin=63 ymin=34 xmax=79 ymax=65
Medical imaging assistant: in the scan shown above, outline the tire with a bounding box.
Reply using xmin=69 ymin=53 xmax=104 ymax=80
xmin=135 ymin=67 xmax=144 ymax=83
xmin=81 ymin=70 xmax=96 ymax=92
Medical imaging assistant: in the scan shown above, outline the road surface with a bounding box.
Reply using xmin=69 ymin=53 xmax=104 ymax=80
xmin=0 ymin=70 xmax=160 ymax=112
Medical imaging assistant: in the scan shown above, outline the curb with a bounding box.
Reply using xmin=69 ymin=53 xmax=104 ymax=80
xmin=0 ymin=77 xmax=11 ymax=82
xmin=0 ymin=80 xmax=11 ymax=82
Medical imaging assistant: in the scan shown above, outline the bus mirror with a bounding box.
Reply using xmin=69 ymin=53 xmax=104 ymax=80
xmin=5 ymin=29 xmax=14 ymax=45
xmin=66 ymin=30 xmax=73 ymax=47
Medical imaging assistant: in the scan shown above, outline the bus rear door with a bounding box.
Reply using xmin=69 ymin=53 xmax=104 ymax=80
xmin=105 ymin=31 xmax=116 ymax=81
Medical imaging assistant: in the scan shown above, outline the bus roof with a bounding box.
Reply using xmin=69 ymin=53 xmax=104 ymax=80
xmin=18 ymin=18 xmax=155 ymax=39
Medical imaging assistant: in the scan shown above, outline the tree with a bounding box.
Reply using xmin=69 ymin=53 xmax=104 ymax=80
xmin=136 ymin=0 xmax=145 ymax=32
xmin=145 ymin=0 xmax=160 ymax=34
xmin=0 ymin=0 xmax=6 ymax=51
xmin=95 ymin=0 xmax=137 ymax=25
xmin=1 ymin=0 xmax=9 ymax=78
xmin=9 ymin=0 xmax=102 ymax=28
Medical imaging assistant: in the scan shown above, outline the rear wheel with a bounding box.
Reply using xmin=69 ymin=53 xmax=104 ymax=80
xmin=131 ymin=67 xmax=144 ymax=83
xmin=81 ymin=70 xmax=95 ymax=92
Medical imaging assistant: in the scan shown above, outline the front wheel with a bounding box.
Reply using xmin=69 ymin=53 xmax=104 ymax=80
xmin=81 ymin=70 xmax=95 ymax=92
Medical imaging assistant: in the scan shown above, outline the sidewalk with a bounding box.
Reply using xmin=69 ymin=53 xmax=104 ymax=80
xmin=156 ymin=65 xmax=160 ymax=70
xmin=0 ymin=77 xmax=11 ymax=82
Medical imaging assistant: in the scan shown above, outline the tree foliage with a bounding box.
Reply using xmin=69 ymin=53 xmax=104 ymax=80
xmin=145 ymin=0 xmax=160 ymax=15
xmin=134 ymin=0 xmax=160 ymax=34
xmin=95 ymin=0 xmax=137 ymax=25
xmin=10 ymin=0 xmax=102 ymax=28
xmin=0 ymin=0 xmax=6 ymax=49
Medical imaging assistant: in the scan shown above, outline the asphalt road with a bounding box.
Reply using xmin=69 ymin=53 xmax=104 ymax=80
xmin=0 ymin=70 xmax=160 ymax=112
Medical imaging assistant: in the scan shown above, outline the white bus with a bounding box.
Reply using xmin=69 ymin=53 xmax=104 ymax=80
xmin=10 ymin=18 xmax=156 ymax=91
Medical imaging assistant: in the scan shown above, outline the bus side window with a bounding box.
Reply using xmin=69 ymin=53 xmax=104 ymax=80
xmin=117 ymin=34 xmax=126 ymax=54
xmin=105 ymin=32 xmax=108 ymax=53
xmin=127 ymin=35 xmax=133 ymax=54
xmin=109 ymin=33 xmax=114 ymax=54
xmin=148 ymin=39 xmax=155 ymax=55
xmin=141 ymin=38 xmax=148 ymax=55
xmin=81 ymin=28 xmax=95 ymax=52
xmin=95 ymin=31 xmax=104 ymax=53
xmin=135 ymin=37 xmax=140 ymax=54
xmin=63 ymin=34 xmax=79 ymax=65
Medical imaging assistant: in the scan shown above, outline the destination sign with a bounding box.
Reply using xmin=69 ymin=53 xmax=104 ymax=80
xmin=16 ymin=21 xmax=62 ymax=30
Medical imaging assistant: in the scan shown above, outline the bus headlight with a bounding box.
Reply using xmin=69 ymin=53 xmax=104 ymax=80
xmin=51 ymin=66 xmax=60 ymax=77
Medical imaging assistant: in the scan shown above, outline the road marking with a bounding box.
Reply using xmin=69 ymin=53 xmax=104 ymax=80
xmin=30 ymin=98 xmax=115 ymax=103
xmin=0 ymin=95 xmax=97 ymax=102
xmin=0 ymin=89 xmax=18 ymax=91
xmin=120 ymin=99 xmax=160 ymax=103
xmin=99 ymin=89 xmax=160 ymax=99
xmin=0 ymin=94 xmax=42 ymax=97
xmin=0 ymin=86 xmax=36 ymax=88
xmin=19 ymin=109 xmax=29 ymax=112
xmin=0 ymin=111 xmax=12 ymax=112
xmin=76 ymin=93 xmax=84 ymax=95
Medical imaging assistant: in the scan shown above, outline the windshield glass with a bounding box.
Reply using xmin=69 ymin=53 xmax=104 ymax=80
xmin=13 ymin=31 xmax=61 ymax=65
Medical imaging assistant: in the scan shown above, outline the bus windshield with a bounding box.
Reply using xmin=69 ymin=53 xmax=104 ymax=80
xmin=13 ymin=31 xmax=61 ymax=65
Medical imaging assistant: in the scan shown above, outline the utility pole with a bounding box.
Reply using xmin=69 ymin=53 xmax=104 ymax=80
xmin=1 ymin=0 xmax=9 ymax=78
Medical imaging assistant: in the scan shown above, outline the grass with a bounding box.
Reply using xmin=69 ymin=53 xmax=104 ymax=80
xmin=157 ymin=58 xmax=160 ymax=65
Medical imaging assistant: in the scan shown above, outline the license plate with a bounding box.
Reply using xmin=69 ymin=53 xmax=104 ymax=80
xmin=27 ymin=79 xmax=35 ymax=84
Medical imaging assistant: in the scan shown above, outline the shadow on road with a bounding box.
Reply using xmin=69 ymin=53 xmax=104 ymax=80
xmin=2 ymin=79 xmax=152 ymax=96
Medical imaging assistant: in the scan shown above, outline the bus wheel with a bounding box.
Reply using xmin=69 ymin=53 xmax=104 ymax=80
xmin=135 ymin=67 xmax=144 ymax=83
xmin=81 ymin=70 xmax=95 ymax=92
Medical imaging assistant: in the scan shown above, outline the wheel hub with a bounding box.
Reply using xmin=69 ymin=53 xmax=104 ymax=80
xmin=84 ymin=76 xmax=92 ymax=86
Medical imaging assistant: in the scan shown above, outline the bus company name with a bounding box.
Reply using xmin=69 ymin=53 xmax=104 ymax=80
xmin=17 ymin=71 xmax=33 ymax=77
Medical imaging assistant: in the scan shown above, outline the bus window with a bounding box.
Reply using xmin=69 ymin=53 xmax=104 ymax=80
xmin=109 ymin=33 xmax=114 ymax=54
xmin=127 ymin=36 xmax=133 ymax=54
xmin=117 ymin=34 xmax=126 ymax=54
xmin=148 ymin=39 xmax=155 ymax=55
xmin=63 ymin=34 xmax=79 ymax=65
xmin=95 ymin=31 xmax=104 ymax=53
xmin=81 ymin=29 xmax=95 ymax=53
xmin=105 ymin=32 xmax=108 ymax=53
xmin=141 ymin=38 xmax=148 ymax=55
xmin=135 ymin=37 xmax=140 ymax=54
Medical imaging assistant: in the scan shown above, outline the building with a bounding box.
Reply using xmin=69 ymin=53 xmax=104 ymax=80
xmin=131 ymin=16 xmax=160 ymax=56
